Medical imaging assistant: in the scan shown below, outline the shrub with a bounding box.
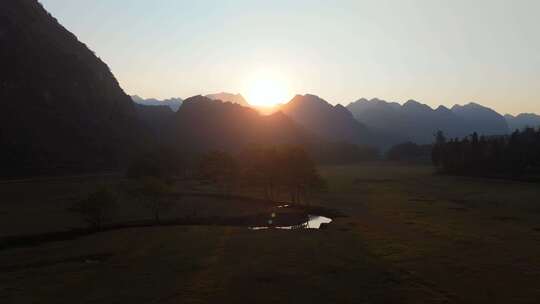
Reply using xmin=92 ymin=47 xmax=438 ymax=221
xmin=71 ymin=186 xmax=117 ymax=230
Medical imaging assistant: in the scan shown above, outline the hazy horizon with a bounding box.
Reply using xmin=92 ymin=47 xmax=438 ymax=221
xmin=40 ymin=0 xmax=540 ymax=115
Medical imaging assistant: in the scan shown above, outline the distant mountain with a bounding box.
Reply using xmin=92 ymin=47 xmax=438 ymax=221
xmin=0 ymin=0 xmax=144 ymax=175
xmin=451 ymin=102 xmax=509 ymax=135
xmin=168 ymin=96 xmax=312 ymax=152
xmin=280 ymin=94 xmax=372 ymax=145
xmin=131 ymin=95 xmax=183 ymax=111
xmin=504 ymin=113 xmax=540 ymax=131
xmin=347 ymin=98 xmax=510 ymax=144
xmin=205 ymin=92 xmax=250 ymax=107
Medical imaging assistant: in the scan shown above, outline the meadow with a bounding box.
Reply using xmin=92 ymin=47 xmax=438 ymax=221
xmin=1 ymin=163 xmax=540 ymax=303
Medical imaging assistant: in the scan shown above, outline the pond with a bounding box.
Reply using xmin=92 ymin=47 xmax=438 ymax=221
xmin=250 ymin=215 xmax=332 ymax=230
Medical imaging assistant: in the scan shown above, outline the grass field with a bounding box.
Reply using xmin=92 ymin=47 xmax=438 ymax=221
xmin=1 ymin=163 xmax=540 ymax=303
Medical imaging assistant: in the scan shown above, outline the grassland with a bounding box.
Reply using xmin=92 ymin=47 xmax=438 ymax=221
xmin=1 ymin=163 xmax=540 ymax=303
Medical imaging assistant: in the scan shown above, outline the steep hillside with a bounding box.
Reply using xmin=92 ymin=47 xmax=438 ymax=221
xmin=0 ymin=0 xmax=143 ymax=175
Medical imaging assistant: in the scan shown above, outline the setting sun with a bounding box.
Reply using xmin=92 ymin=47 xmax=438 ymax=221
xmin=244 ymin=77 xmax=290 ymax=107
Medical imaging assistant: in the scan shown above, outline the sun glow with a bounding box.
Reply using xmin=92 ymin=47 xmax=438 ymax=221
xmin=244 ymin=75 xmax=290 ymax=107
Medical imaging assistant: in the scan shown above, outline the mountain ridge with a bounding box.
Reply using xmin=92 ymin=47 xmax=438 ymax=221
xmin=168 ymin=95 xmax=314 ymax=152
xmin=205 ymin=92 xmax=250 ymax=107
xmin=347 ymin=98 xmax=512 ymax=144
xmin=131 ymin=95 xmax=183 ymax=111
xmin=505 ymin=113 xmax=540 ymax=131
xmin=280 ymin=94 xmax=371 ymax=145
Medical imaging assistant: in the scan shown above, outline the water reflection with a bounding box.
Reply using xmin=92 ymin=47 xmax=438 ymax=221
xmin=250 ymin=215 xmax=332 ymax=230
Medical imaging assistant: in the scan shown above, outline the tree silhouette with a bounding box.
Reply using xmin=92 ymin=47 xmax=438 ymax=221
xmin=70 ymin=186 xmax=117 ymax=230
xmin=432 ymin=127 xmax=540 ymax=179
xmin=136 ymin=177 xmax=174 ymax=223
xmin=279 ymin=146 xmax=325 ymax=204
xmin=198 ymin=151 xmax=239 ymax=194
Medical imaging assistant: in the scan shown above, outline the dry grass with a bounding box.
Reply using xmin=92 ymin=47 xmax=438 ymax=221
xmin=1 ymin=163 xmax=540 ymax=303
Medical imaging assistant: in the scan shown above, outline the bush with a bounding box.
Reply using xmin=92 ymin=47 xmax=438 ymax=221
xmin=71 ymin=186 xmax=117 ymax=229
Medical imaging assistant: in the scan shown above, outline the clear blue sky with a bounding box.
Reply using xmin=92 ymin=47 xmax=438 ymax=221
xmin=40 ymin=0 xmax=540 ymax=114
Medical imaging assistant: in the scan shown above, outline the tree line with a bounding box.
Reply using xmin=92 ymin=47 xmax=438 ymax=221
xmin=198 ymin=145 xmax=325 ymax=204
xmin=432 ymin=128 xmax=540 ymax=179
xmin=71 ymin=145 xmax=325 ymax=229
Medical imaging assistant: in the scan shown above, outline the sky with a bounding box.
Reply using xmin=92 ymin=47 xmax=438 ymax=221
xmin=39 ymin=0 xmax=540 ymax=114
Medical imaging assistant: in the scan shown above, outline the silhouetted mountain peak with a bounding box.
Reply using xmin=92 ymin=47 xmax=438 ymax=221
xmin=435 ymin=105 xmax=452 ymax=114
xmin=169 ymin=95 xmax=311 ymax=152
xmin=347 ymin=97 xmax=514 ymax=144
xmin=206 ymin=92 xmax=250 ymax=107
xmin=131 ymin=95 xmax=183 ymax=111
xmin=284 ymin=94 xmax=339 ymax=115
xmin=516 ymin=113 xmax=540 ymax=119
xmin=452 ymin=102 xmax=501 ymax=116
xmin=281 ymin=94 xmax=370 ymax=145
xmin=183 ymin=94 xmax=206 ymax=102
xmin=289 ymin=94 xmax=331 ymax=106
xmin=132 ymin=95 xmax=144 ymax=102
xmin=182 ymin=95 xmax=222 ymax=108
xmin=403 ymin=100 xmax=433 ymax=111
xmin=180 ymin=95 xmax=256 ymax=115
xmin=452 ymin=102 xmax=489 ymax=111
xmin=355 ymin=98 xmax=370 ymax=103
xmin=505 ymin=112 xmax=540 ymax=131
xmin=334 ymin=104 xmax=355 ymax=118
xmin=450 ymin=102 xmax=509 ymax=134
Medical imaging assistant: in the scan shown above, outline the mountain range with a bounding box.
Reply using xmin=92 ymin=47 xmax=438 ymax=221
xmin=205 ymin=92 xmax=250 ymax=107
xmin=3 ymin=0 xmax=539 ymax=176
xmin=131 ymin=92 xmax=250 ymax=112
xmin=504 ymin=113 xmax=540 ymax=132
xmin=347 ymin=98 xmax=513 ymax=144
xmin=131 ymin=95 xmax=183 ymax=111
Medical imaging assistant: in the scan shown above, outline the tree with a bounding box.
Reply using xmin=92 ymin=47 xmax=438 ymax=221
xmin=136 ymin=177 xmax=174 ymax=223
xmin=431 ymin=128 xmax=540 ymax=178
xmin=279 ymin=147 xmax=325 ymax=204
xmin=198 ymin=151 xmax=239 ymax=194
xmin=240 ymin=146 xmax=282 ymax=200
xmin=432 ymin=130 xmax=446 ymax=167
xmin=70 ymin=186 xmax=117 ymax=230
